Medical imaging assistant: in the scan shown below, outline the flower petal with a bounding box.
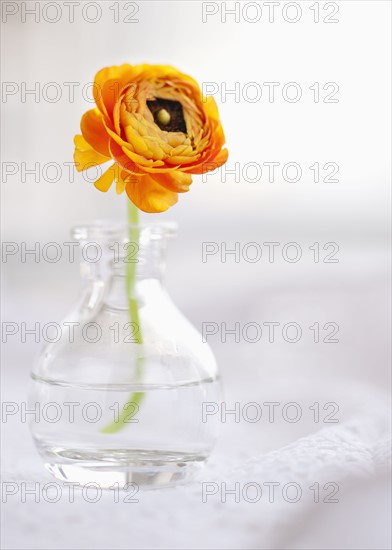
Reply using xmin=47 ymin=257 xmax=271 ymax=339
xmin=81 ymin=108 xmax=111 ymax=157
xmin=109 ymin=139 xmax=141 ymax=174
xmin=121 ymin=144 xmax=165 ymax=168
xmin=93 ymin=64 xmax=135 ymax=118
xmin=153 ymin=171 xmax=192 ymax=193
xmin=125 ymin=174 xmax=178 ymax=213
xmin=203 ymin=95 xmax=220 ymax=121
xmin=76 ymin=63 xmax=229 ymax=212
xmin=73 ymin=135 xmax=109 ymax=172
xmin=184 ymin=148 xmax=229 ymax=174
xmin=116 ymin=173 xmax=126 ymax=194
xmin=94 ymin=163 xmax=116 ymax=192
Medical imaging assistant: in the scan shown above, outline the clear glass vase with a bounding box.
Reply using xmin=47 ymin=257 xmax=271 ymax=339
xmin=29 ymin=222 xmax=220 ymax=488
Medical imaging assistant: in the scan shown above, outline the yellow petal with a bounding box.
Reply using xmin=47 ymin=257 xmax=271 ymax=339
xmin=203 ymin=95 xmax=220 ymax=121
xmin=121 ymin=144 xmax=165 ymax=168
xmin=116 ymin=171 xmax=127 ymax=194
xmin=123 ymin=126 xmax=151 ymax=157
xmin=74 ymin=135 xmax=109 ymax=172
xmin=165 ymin=154 xmax=200 ymax=165
xmin=94 ymin=163 xmax=116 ymax=192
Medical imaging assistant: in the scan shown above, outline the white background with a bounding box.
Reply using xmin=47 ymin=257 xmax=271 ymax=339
xmin=1 ymin=1 xmax=391 ymax=549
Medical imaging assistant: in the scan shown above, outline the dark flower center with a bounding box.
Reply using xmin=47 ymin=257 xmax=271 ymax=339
xmin=147 ymin=98 xmax=187 ymax=133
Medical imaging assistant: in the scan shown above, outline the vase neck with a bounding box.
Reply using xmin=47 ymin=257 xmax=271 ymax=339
xmin=72 ymin=221 xmax=177 ymax=286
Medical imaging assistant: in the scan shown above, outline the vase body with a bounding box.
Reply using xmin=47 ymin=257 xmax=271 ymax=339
xmin=29 ymin=222 xmax=220 ymax=488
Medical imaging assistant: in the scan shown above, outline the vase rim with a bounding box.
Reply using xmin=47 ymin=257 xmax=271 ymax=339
xmin=71 ymin=220 xmax=178 ymax=241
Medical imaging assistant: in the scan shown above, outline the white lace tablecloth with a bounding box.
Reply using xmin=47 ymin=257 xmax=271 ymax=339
xmin=2 ymin=250 xmax=390 ymax=550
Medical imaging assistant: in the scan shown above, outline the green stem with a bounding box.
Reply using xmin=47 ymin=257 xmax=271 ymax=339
xmin=101 ymin=201 xmax=145 ymax=434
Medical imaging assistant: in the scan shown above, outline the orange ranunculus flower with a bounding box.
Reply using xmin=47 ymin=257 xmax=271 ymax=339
xmin=74 ymin=64 xmax=228 ymax=213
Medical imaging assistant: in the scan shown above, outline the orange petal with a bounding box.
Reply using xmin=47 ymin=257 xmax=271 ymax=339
xmin=132 ymin=163 xmax=181 ymax=175
xmin=125 ymin=174 xmax=178 ymax=213
xmin=94 ymin=163 xmax=116 ymax=192
xmin=210 ymin=120 xmax=226 ymax=150
xmin=94 ymin=65 xmax=140 ymax=119
xmin=73 ymin=135 xmax=110 ymax=172
xmin=109 ymin=139 xmax=141 ymax=174
xmin=135 ymin=64 xmax=201 ymax=90
xmin=184 ymin=148 xmax=229 ymax=175
xmin=153 ymin=171 xmax=192 ymax=193
xmin=81 ymin=108 xmax=111 ymax=157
